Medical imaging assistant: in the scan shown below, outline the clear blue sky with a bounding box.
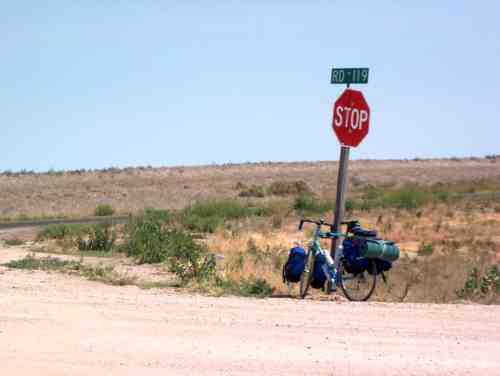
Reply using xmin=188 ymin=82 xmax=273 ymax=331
xmin=2 ymin=1 xmax=499 ymax=171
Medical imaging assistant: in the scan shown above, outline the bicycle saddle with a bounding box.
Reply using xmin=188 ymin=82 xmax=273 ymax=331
xmin=351 ymin=225 xmax=377 ymax=238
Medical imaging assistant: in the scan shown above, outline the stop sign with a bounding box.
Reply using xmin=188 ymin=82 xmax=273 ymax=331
xmin=332 ymin=88 xmax=370 ymax=147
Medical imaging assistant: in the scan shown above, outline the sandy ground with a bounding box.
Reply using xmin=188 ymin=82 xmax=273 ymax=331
xmin=0 ymin=247 xmax=499 ymax=375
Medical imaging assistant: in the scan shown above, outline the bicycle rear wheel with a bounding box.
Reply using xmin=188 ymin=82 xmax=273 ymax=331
xmin=299 ymin=249 xmax=315 ymax=299
xmin=339 ymin=259 xmax=377 ymax=301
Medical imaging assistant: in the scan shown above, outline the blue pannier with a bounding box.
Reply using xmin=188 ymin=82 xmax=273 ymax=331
xmin=310 ymin=252 xmax=328 ymax=289
xmin=342 ymin=237 xmax=370 ymax=274
xmin=282 ymin=246 xmax=306 ymax=283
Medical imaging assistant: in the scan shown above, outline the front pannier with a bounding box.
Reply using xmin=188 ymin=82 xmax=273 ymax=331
xmin=282 ymin=246 xmax=306 ymax=283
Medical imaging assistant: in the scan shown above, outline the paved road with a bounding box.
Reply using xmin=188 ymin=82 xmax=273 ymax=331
xmin=0 ymin=250 xmax=499 ymax=375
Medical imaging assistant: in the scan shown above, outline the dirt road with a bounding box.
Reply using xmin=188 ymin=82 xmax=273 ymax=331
xmin=1 ymin=252 xmax=499 ymax=376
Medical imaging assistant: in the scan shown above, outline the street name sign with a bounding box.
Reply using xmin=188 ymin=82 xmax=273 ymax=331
xmin=330 ymin=68 xmax=369 ymax=84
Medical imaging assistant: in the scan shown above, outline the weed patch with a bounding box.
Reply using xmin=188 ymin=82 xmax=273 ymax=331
xmin=94 ymin=204 xmax=115 ymax=217
xmin=418 ymin=243 xmax=434 ymax=256
xmin=293 ymin=194 xmax=334 ymax=215
xmin=216 ymin=277 xmax=273 ymax=297
xmin=238 ymin=184 xmax=266 ymax=198
xmin=121 ymin=211 xmax=216 ymax=283
xmin=5 ymin=255 xmax=79 ymax=271
xmin=457 ymin=265 xmax=500 ymax=301
xmin=77 ymin=223 xmax=116 ymax=252
xmin=4 ymin=239 xmax=24 ymax=246
xmin=4 ymin=255 xmax=136 ymax=286
xmin=181 ymin=200 xmax=270 ymax=233
xmin=268 ymin=180 xmax=312 ymax=196
xmin=37 ymin=224 xmax=92 ymax=241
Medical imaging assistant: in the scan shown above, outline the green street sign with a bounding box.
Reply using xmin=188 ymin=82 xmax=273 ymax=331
xmin=331 ymin=68 xmax=369 ymax=84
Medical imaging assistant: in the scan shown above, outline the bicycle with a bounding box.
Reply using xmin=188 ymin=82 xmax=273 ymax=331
xmin=298 ymin=218 xmax=377 ymax=301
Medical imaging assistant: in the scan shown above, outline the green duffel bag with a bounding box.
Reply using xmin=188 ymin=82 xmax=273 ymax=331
xmin=359 ymin=239 xmax=400 ymax=262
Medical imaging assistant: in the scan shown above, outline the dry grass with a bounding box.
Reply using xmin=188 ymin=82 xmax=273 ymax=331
xmin=2 ymin=157 xmax=499 ymax=303
xmin=205 ymin=204 xmax=500 ymax=303
xmin=1 ymin=158 xmax=499 ymax=219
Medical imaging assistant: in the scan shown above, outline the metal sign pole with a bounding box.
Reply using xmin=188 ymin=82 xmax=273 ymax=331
xmin=331 ymin=81 xmax=351 ymax=270
xmin=331 ymin=145 xmax=350 ymax=268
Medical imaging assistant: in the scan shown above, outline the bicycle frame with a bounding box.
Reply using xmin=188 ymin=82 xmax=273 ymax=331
xmin=303 ymin=220 xmax=346 ymax=282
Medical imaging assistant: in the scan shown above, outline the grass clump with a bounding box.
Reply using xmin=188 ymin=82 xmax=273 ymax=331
xmin=77 ymin=223 xmax=116 ymax=252
xmin=382 ymin=187 xmax=429 ymax=209
xmin=181 ymin=200 xmax=270 ymax=233
xmin=5 ymin=255 xmax=79 ymax=271
xmin=351 ymin=184 xmax=454 ymax=211
xmin=4 ymin=255 xmax=136 ymax=286
xmin=457 ymin=265 xmax=500 ymax=300
xmin=418 ymin=243 xmax=434 ymax=256
xmin=236 ymin=180 xmax=312 ymax=198
xmin=293 ymin=194 xmax=334 ymax=215
xmin=121 ymin=212 xmax=173 ymax=263
xmin=37 ymin=224 xmax=92 ymax=241
xmin=94 ymin=204 xmax=115 ymax=217
xmin=268 ymin=180 xmax=312 ymax=196
xmin=216 ymin=277 xmax=273 ymax=297
xmin=238 ymin=184 xmax=266 ymax=198
xmin=4 ymin=239 xmax=24 ymax=246
xmin=164 ymin=232 xmax=216 ymax=283
xmin=37 ymin=223 xmax=116 ymax=252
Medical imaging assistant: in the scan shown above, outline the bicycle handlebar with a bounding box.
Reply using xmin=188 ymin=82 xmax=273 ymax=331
xmin=298 ymin=218 xmax=351 ymax=239
xmin=298 ymin=218 xmax=333 ymax=231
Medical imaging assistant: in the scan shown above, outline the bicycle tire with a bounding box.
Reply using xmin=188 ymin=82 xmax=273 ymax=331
xmin=299 ymin=249 xmax=315 ymax=299
xmin=339 ymin=259 xmax=377 ymax=301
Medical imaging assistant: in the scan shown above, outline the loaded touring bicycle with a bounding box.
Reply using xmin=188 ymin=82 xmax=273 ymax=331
xmin=283 ymin=218 xmax=400 ymax=301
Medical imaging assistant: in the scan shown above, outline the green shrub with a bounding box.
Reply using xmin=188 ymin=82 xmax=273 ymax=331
xmin=432 ymin=191 xmax=450 ymax=202
xmin=182 ymin=215 xmax=223 ymax=233
xmin=268 ymin=180 xmax=312 ymax=196
xmin=37 ymin=224 xmax=92 ymax=241
xmin=4 ymin=255 xmax=136 ymax=286
xmin=94 ymin=204 xmax=115 ymax=217
xmin=143 ymin=208 xmax=176 ymax=223
xmin=418 ymin=243 xmax=434 ymax=256
xmin=164 ymin=231 xmax=216 ymax=283
xmin=382 ymin=188 xmax=429 ymax=210
xmin=77 ymin=223 xmax=116 ymax=252
xmin=216 ymin=277 xmax=273 ymax=297
xmin=238 ymin=184 xmax=266 ymax=198
xmin=181 ymin=200 xmax=269 ymax=233
xmin=356 ymin=184 xmax=439 ymax=210
xmin=457 ymin=266 xmax=500 ymax=298
xmin=37 ymin=223 xmax=115 ymax=252
xmin=186 ymin=199 xmax=267 ymax=219
xmin=345 ymin=199 xmax=356 ymax=212
xmin=121 ymin=214 xmax=171 ymax=263
xmin=5 ymin=239 xmax=24 ymax=246
xmin=293 ymin=194 xmax=334 ymax=215
xmin=121 ymin=212 xmax=216 ymax=283
xmin=5 ymin=255 xmax=80 ymax=271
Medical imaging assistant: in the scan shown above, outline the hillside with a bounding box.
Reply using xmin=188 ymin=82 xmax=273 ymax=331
xmin=1 ymin=157 xmax=499 ymax=218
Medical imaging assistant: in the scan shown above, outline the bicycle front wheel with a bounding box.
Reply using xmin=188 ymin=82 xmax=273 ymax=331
xmin=299 ymin=249 xmax=315 ymax=299
xmin=339 ymin=259 xmax=377 ymax=301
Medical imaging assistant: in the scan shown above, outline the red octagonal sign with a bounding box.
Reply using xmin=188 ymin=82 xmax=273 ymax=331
xmin=332 ymin=88 xmax=370 ymax=147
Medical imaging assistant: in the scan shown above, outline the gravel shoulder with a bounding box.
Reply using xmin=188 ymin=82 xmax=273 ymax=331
xmin=1 ymin=247 xmax=499 ymax=375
